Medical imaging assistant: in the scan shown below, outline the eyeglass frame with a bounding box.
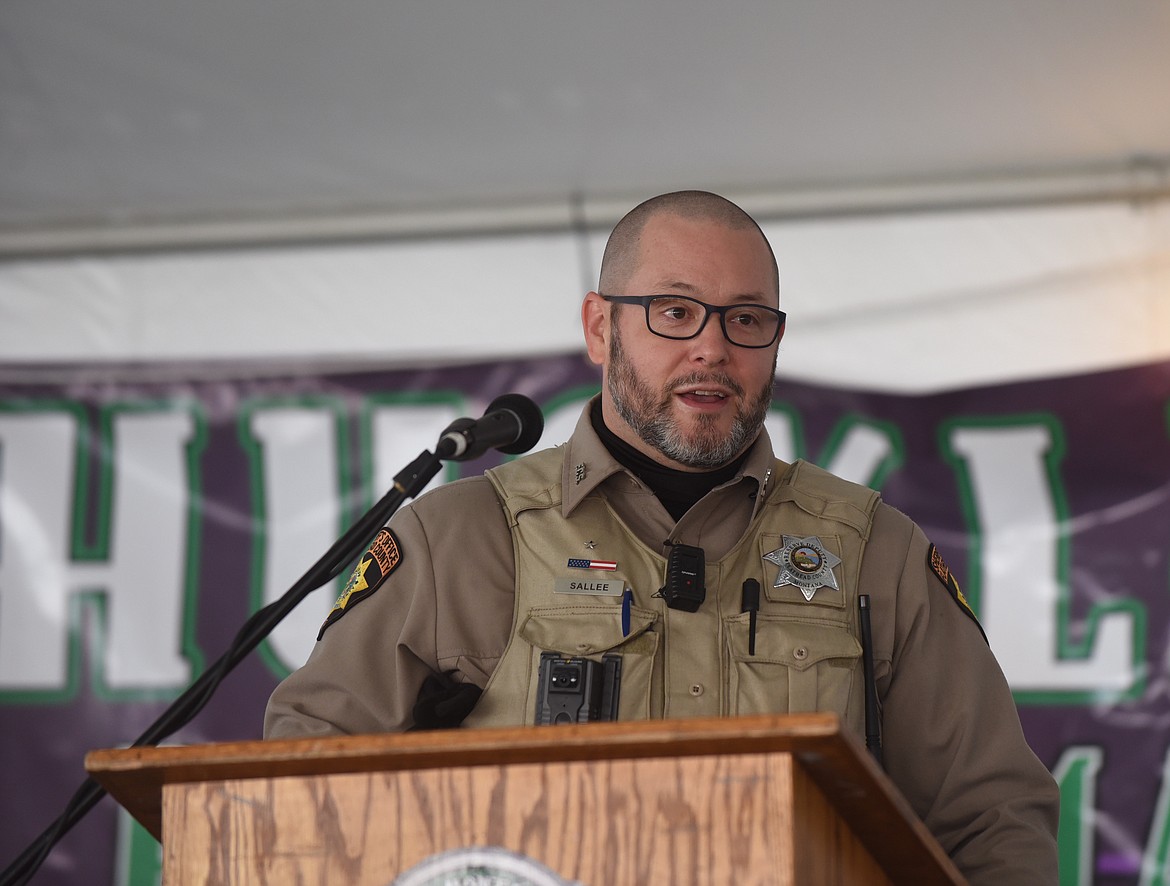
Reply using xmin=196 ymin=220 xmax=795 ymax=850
xmin=599 ymin=294 xmax=787 ymax=349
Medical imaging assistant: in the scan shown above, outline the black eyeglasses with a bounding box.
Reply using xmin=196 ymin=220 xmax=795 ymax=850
xmin=601 ymin=294 xmax=786 ymax=348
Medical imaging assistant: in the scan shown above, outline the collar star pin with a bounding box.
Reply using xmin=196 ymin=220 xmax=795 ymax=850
xmin=763 ymin=535 xmax=841 ymax=601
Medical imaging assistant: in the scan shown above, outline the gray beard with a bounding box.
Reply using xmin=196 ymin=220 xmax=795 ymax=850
xmin=607 ymin=322 xmax=774 ymax=469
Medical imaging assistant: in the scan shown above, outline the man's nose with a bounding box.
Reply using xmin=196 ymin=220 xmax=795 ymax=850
xmin=688 ymin=313 xmax=731 ymax=364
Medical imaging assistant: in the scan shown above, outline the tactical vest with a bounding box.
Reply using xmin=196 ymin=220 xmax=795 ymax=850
xmin=461 ymin=448 xmax=880 ymax=733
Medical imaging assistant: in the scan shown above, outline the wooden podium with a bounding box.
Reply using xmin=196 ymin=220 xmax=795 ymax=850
xmin=86 ymin=713 xmax=964 ymax=885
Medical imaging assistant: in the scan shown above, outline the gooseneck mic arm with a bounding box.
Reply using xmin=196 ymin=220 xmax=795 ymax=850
xmin=0 ymin=394 xmax=544 ymax=886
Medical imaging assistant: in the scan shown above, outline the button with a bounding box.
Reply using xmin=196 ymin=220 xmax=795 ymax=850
xmin=689 ymin=683 xmax=704 ymax=697
xmin=793 ymin=646 xmax=809 ymax=661
xmin=576 ymin=643 xmax=590 ymax=652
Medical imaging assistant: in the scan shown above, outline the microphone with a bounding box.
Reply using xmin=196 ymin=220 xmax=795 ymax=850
xmin=435 ymin=394 xmax=544 ymax=461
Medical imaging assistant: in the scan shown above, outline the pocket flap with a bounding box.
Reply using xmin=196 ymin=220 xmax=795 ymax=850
xmin=726 ymin=616 xmax=861 ymax=671
xmin=520 ymin=605 xmax=657 ymax=655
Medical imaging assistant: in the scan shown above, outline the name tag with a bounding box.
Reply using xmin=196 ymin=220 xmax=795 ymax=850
xmin=554 ymin=577 xmax=624 ymax=597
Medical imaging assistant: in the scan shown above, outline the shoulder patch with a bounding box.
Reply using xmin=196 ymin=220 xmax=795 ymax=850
xmin=927 ymin=543 xmax=988 ymax=645
xmin=318 ymin=528 xmax=402 ymax=640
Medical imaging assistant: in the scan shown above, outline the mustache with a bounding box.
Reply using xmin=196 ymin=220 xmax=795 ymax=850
xmin=666 ymin=371 xmax=746 ymax=399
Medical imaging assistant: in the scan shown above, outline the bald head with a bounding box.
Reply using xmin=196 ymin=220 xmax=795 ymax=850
xmin=598 ymin=190 xmax=779 ymax=298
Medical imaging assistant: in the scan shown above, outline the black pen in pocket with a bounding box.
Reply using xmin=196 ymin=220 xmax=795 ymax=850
xmin=741 ymin=579 xmax=760 ymax=655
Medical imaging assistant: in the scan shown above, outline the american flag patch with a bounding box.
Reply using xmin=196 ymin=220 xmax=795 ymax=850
xmin=567 ymin=558 xmax=617 ymax=571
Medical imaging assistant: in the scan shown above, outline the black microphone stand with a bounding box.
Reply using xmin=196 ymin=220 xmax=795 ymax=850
xmin=0 ymin=448 xmax=446 ymax=886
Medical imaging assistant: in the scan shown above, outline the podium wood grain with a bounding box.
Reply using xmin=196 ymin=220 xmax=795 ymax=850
xmin=88 ymin=713 xmax=963 ymax=885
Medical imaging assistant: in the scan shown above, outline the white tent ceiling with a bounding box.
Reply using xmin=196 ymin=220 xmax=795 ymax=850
xmin=2 ymin=1 xmax=1170 ymax=249
xmin=2 ymin=1 xmax=1170 ymax=392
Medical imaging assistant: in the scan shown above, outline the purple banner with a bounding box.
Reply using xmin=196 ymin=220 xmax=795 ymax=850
xmin=1 ymin=354 xmax=1168 ymax=885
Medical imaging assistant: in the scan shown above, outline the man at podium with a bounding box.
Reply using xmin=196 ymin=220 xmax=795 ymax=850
xmin=265 ymin=190 xmax=1059 ymax=884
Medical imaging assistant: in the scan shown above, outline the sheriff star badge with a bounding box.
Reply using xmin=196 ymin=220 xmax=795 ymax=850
xmin=763 ymin=535 xmax=842 ymax=602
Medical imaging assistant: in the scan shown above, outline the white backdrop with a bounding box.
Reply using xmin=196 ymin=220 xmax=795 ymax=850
xmin=3 ymin=197 xmax=1168 ymax=393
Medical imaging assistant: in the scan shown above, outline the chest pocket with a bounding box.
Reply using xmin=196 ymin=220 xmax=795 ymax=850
xmin=724 ymin=615 xmax=861 ymax=716
xmin=519 ymin=605 xmax=660 ymax=721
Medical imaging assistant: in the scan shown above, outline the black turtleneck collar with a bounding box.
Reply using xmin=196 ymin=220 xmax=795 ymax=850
xmin=589 ymin=398 xmax=748 ymax=521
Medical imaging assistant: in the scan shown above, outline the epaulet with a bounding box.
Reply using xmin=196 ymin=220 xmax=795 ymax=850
xmin=484 ymin=446 xmax=565 ymax=520
xmin=771 ymin=459 xmax=882 ymax=538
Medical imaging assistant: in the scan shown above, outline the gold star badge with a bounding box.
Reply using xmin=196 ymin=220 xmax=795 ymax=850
xmin=341 ymin=556 xmax=372 ymax=600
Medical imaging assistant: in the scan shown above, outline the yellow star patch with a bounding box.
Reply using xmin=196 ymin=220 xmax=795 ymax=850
xmin=318 ymin=528 xmax=403 ymax=640
xmin=343 ymin=556 xmax=372 ymax=597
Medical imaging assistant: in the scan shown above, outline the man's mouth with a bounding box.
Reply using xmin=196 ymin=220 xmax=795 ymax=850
xmin=677 ymin=387 xmax=732 ymax=405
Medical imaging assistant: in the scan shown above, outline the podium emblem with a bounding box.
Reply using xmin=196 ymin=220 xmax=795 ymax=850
xmin=392 ymin=846 xmax=574 ymax=886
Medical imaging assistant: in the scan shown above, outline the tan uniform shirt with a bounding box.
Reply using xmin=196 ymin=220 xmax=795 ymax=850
xmin=265 ymin=402 xmax=1060 ymax=885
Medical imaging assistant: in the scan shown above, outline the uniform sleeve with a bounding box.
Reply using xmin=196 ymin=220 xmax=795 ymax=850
xmin=263 ymin=477 xmax=515 ymax=738
xmin=868 ymin=507 xmax=1060 ymax=886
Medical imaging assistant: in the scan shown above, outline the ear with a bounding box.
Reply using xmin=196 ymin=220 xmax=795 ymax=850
xmin=581 ymin=292 xmax=610 ymax=367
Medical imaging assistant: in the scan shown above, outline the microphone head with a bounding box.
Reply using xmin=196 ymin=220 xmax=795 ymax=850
xmin=487 ymin=393 xmax=544 ymax=455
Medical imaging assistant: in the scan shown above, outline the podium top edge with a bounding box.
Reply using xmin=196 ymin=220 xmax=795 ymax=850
xmin=86 ymin=712 xmax=848 ymax=777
